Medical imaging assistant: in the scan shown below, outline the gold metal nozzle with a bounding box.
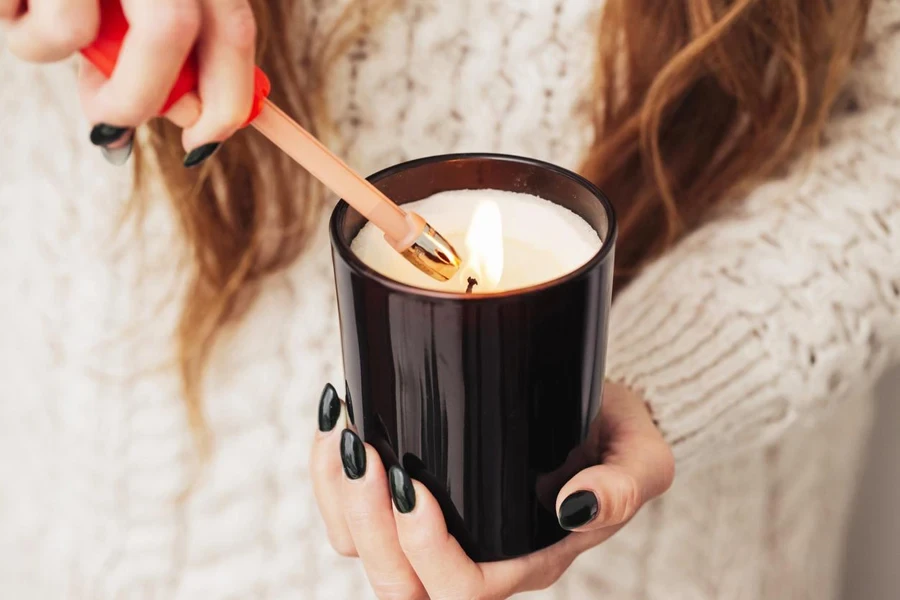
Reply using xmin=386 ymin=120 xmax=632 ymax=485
xmin=400 ymin=223 xmax=463 ymax=282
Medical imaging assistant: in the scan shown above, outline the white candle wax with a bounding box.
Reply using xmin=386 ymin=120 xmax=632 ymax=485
xmin=351 ymin=189 xmax=602 ymax=293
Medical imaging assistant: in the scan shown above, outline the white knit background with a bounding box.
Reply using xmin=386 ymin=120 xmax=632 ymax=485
xmin=1 ymin=1 xmax=899 ymax=598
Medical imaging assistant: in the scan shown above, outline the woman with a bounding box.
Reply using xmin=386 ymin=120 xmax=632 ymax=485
xmin=1 ymin=0 xmax=897 ymax=598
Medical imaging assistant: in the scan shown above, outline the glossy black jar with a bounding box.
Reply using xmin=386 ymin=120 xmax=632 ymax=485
xmin=329 ymin=154 xmax=616 ymax=562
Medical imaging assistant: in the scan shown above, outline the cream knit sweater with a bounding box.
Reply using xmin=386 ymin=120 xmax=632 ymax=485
xmin=2 ymin=1 xmax=899 ymax=599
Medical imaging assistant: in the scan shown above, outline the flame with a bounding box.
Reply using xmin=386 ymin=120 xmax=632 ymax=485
xmin=463 ymin=201 xmax=504 ymax=290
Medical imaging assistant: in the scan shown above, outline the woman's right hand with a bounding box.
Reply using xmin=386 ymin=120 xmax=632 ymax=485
xmin=1 ymin=0 xmax=257 ymax=166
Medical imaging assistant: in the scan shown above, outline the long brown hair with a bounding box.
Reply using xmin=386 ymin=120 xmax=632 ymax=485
xmin=134 ymin=0 xmax=872 ymax=445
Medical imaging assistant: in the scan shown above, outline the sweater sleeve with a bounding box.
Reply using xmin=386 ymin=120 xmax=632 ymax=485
xmin=605 ymin=104 xmax=900 ymax=471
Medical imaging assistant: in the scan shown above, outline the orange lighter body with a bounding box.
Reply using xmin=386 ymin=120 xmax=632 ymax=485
xmin=79 ymin=0 xmax=271 ymax=126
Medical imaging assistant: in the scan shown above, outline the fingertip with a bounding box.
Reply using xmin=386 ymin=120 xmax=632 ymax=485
xmin=556 ymin=466 xmax=642 ymax=530
xmin=394 ymin=479 xmax=448 ymax=553
xmin=388 ymin=466 xmax=416 ymax=515
xmin=339 ymin=429 xmax=367 ymax=481
xmin=556 ymin=489 xmax=600 ymax=531
xmin=407 ymin=480 xmax=435 ymax=517
xmin=309 ymin=427 xmax=341 ymax=481
xmin=339 ymin=443 xmax=395 ymax=545
xmin=181 ymin=111 xmax=246 ymax=155
xmin=87 ymin=89 xmax=153 ymax=128
xmin=182 ymin=142 xmax=223 ymax=168
xmin=361 ymin=442 xmax=386 ymax=480
xmin=327 ymin=532 xmax=359 ymax=558
xmin=179 ymin=80 xmax=251 ymax=151
xmin=317 ymin=383 xmax=342 ymax=434
xmin=309 ymin=424 xmax=357 ymax=559
xmin=181 ymin=126 xmax=234 ymax=157
xmin=392 ymin=477 xmax=484 ymax=597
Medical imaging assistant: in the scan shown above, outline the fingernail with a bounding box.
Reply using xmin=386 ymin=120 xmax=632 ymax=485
xmin=388 ymin=466 xmax=416 ymax=514
xmin=344 ymin=381 xmax=356 ymax=425
xmin=89 ymin=124 xmax=130 ymax=146
xmin=183 ymin=142 xmax=221 ymax=167
xmin=318 ymin=383 xmax=342 ymax=432
xmin=557 ymin=490 xmax=599 ymax=530
xmin=91 ymin=125 xmax=134 ymax=166
xmin=340 ymin=429 xmax=366 ymax=480
xmin=100 ymin=135 xmax=134 ymax=167
xmin=100 ymin=141 xmax=134 ymax=166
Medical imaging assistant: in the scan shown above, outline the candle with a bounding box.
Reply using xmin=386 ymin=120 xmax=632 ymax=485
xmin=332 ymin=154 xmax=617 ymax=560
xmin=351 ymin=189 xmax=602 ymax=293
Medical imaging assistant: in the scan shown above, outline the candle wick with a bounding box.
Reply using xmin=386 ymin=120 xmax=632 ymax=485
xmin=465 ymin=277 xmax=478 ymax=294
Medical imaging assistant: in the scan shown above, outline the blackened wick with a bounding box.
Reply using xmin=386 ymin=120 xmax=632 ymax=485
xmin=466 ymin=277 xmax=478 ymax=294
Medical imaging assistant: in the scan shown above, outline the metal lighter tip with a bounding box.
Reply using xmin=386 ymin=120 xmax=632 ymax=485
xmin=400 ymin=223 xmax=463 ymax=282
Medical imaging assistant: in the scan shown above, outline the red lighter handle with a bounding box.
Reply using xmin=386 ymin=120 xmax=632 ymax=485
xmin=79 ymin=0 xmax=271 ymax=126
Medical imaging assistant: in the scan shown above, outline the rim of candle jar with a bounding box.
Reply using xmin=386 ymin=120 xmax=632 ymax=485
xmin=330 ymin=152 xmax=618 ymax=301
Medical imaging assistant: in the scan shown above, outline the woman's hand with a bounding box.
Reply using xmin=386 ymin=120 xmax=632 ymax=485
xmin=311 ymin=382 xmax=675 ymax=599
xmin=1 ymin=0 xmax=257 ymax=166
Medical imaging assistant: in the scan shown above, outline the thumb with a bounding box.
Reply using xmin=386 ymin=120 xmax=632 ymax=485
xmin=555 ymin=385 xmax=674 ymax=532
xmin=555 ymin=464 xmax=644 ymax=531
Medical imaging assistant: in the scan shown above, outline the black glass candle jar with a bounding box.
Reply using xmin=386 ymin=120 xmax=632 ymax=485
xmin=329 ymin=153 xmax=616 ymax=562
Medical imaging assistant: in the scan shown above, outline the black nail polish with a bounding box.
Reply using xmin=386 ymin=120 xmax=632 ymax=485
xmin=388 ymin=466 xmax=416 ymax=514
xmin=557 ymin=490 xmax=599 ymax=530
xmin=90 ymin=124 xmax=130 ymax=146
xmin=318 ymin=383 xmax=342 ymax=432
xmin=344 ymin=381 xmax=356 ymax=425
xmin=340 ymin=429 xmax=366 ymax=480
xmin=183 ymin=142 xmax=221 ymax=167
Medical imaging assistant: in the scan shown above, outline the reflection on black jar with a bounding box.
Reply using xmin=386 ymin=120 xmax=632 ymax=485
xmin=331 ymin=154 xmax=616 ymax=562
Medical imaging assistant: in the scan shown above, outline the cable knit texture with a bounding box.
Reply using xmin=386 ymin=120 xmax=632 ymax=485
xmin=2 ymin=1 xmax=899 ymax=598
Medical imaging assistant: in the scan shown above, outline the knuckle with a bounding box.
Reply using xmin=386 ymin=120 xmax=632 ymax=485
xmin=658 ymin=444 xmax=676 ymax=490
xmin=145 ymin=3 xmax=200 ymax=45
xmin=615 ymin=474 xmax=643 ymax=523
xmin=63 ymin=13 xmax=100 ymax=48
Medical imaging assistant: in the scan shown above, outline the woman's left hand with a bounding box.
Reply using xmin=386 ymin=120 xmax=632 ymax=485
xmin=310 ymin=381 xmax=674 ymax=599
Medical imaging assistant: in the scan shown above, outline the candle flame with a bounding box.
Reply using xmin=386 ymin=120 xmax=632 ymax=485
xmin=464 ymin=201 xmax=504 ymax=290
